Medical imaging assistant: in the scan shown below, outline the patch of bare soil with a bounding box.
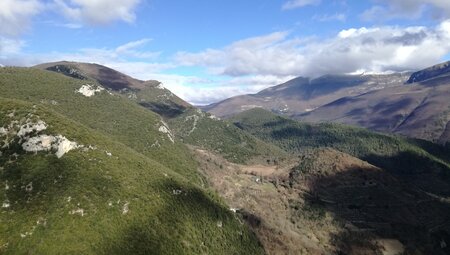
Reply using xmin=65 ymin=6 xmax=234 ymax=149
xmin=376 ymin=239 xmax=405 ymax=255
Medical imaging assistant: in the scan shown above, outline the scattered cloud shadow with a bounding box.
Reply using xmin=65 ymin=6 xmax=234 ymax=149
xmin=139 ymin=102 xmax=187 ymax=118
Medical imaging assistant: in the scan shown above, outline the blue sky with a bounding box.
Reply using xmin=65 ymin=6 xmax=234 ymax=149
xmin=1 ymin=0 xmax=450 ymax=104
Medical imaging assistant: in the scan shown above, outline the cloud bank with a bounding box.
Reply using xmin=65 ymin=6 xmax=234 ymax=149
xmin=175 ymin=20 xmax=450 ymax=78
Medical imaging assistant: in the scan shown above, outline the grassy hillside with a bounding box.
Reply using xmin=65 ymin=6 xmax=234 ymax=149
xmin=231 ymin=108 xmax=450 ymax=180
xmin=0 ymin=98 xmax=264 ymax=254
xmin=0 ymin=67 xmax=200 ymax=182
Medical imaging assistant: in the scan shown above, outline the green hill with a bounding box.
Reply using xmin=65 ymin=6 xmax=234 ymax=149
xmin=231 ymin=108 xmax=450 ymax=193
xmin=0 ymin=67 xmax=199 ymax=182
xmin=35 ymin=61 xmax=191 ymax=119
xmin=167 ymin=108 xmax=287 ymax=164
xmin=229 ymin=108 xmax=450 ymax=254
xmin=0 ymin=68 xmax=264 ymax=254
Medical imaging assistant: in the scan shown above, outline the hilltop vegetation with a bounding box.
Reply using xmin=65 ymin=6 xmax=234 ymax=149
xmin=232 ymin=108 xmax=450 ymax=172
xmin=168 ymin=108 xmax=287 ymax=164
xmin=0 ymin=67 xmax=201 ymax=182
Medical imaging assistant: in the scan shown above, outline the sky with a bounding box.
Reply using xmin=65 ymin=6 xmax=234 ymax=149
xmin=1 ymin=0 xmax=450 ymax=105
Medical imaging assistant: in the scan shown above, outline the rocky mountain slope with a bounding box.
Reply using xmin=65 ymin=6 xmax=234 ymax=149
xmin=299 ymin=61 xmax=450 ymax=144
xmin=202 ymin=73 xmax=410 ymax=118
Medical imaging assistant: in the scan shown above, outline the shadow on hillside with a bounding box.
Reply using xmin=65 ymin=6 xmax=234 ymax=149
xmin=305 ymin=76 xmax=368 ymax=99
xmin=261 ymin=121 xmax=450 ymax=180
xmin=103 ymin=179 xmax=263 ymax=255
xmin=363 ymin=150 xmax=449 ymax=174
xmin=363 ymin=152 xmax=450 ymax=197
xmin=96 ymin=66 xmax=131 ymax=90
xmin=295 ymin=162 xmax=450 ymax=254
xmin=46 ymin=65 xmax=88 ymax=80
xmin=139 ymin=102 xmax=187 ymax=118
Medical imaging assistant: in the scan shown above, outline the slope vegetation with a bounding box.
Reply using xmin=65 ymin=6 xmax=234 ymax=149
xmin=232 ymin=108 xmax=450 ymax=179
xmin=0 ymin=67 xmax=265 ymax=254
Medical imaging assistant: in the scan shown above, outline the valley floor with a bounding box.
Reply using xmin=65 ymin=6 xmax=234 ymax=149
xmin=192 ymin=146 xmax=450 ymax=255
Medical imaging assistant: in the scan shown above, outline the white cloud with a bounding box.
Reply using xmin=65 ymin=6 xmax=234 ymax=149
xmin=0 ymin=38 xmax=25 ymax=62
xmin=53 ymin=0 xmax=141 ymax=25
xmin=313 ymin=13 xmax=347 ymax=22
xmin=282 ymin=0 xmax=321 ymax=10
xmin=0 ymin=0 xmax=43 ymax=36
xmin=145 ymin=74 xmax=294 ymax=106
xmin=362 ymin=0 xmax=450 ymax=21
xmin=78 ymin=39 xmax=161 ymax=60
xmin=175 ymin=20 xmax=450 ymax=79
xmin=176 ymin=32 xmax=307 ymax=77
xmin=0 ymin=39 xmax=167 ymax=70
xmin=59 ymin=23 xmax=83 ymax=29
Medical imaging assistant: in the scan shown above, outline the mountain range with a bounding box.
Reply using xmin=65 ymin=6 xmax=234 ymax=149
xmin=203 ymin=61 xmax=450 ymax=144
xmin=1 ymin=61 xmax=450 ymax=254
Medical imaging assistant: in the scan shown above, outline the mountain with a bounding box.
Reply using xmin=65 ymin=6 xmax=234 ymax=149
xmin=202 ymin=73 xmax=410 ymax=118
xmin=229 ymin=108 xmax=450 ymax=254
xmin=36 ymin=61 xmax=287 ymax=164
xmin=203 ymin=61 xmax=450 ymax=144
xmin=0 ymin=66 xmax=267 ymax=254
xmin=4 ymin=62 xmax=450 ymax=254
xmin=299 ymin=61 xmax=450 ymax=144
xmin=35 ymin=61 xmax=190 ymax=118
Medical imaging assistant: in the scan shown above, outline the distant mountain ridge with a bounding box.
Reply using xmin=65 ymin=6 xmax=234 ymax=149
xmin=299 ymin=61 xmax=450 ymax=144
xmin=203 ymin=61 xmax=450 ymax=144
xmin=202 ymin=72 xmax=410 ymax=118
